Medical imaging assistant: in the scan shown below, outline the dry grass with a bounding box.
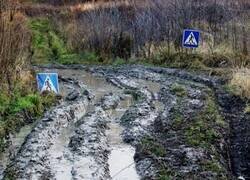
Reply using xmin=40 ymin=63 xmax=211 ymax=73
xmin=230 ymin=68 xmax=250 ymax=99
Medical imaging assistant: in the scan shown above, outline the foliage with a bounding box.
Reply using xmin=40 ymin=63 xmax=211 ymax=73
xmin=185 ymin=97 xmax=225 ymax=148
xmin=0 ymin=89 xmax=57 ymax=152
xmin=140 ymin=137 xmax=166 ymax=157
xmin=171 ymin=109 xmax=184 ymax=130
xmin=170 ymin=83 xmax=187 ymax=97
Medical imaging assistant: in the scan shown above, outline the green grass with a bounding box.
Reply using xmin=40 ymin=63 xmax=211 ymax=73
xmin=185 ymin=97 xmax=225 ymax=148
xmin=170 ymin=83 xmax=187 ymax=97
xmin=140 ymin=137 xmax=166 ymax=157
xmin=29 ymin=18 xmax=101 ymax=65
xmin=112 ymin=57 xmax=126 ymax=66
xmin=170 ymin=107 xmax=184 ymax=130
xmin=0 ymin=90 xmax=57 ymax=152
xmin=223 ymin=83 xmax=247 ymax=99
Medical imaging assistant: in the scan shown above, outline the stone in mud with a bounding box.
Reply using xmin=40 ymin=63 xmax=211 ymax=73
xmin=100 ymin=93 xmax=121 ymax=110
xmin=66 ymin=89 xmax=80 ymax=101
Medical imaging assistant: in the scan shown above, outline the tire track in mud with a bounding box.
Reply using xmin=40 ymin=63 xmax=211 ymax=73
xmin=87 ymin=65 xmax=243 ymax=179
xmin=2 ymin=65 xmax=249 ymax=180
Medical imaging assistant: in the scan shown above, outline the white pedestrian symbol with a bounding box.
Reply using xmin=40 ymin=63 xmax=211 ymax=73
xmin=41 ymin=76 xmax=58 ymax=93
xmin=184 ymin=32 xmax=198 ymax=46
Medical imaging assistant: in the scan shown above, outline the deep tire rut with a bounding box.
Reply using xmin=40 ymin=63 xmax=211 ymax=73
xmin=1 ymin=65 xmax=249 ymax=180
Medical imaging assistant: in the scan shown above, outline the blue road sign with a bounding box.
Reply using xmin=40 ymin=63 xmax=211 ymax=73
xmin=36 ymin=73 xmax=59 ymax=94
xmin=182 ymin=29 xmax=200 ymax=48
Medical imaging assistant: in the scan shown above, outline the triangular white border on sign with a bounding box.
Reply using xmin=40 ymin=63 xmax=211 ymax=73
xmin=184 ymin=32 xmax=198 ymax=46
xmin=41 ymin=75 xmax=58 ymax=93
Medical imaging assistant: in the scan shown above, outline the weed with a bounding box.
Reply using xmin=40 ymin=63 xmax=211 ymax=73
xmin=141 ymin=137 xmax=166 ymax=157
xmin=229 ymin=68 xmax=250 ymax=99
xmin=170 ymin=83 xmax=187 ymax=97
xmin=201 ymin=159 xmax=227 ymax=178
xmin=170 ymin=108 xmax=184 ymax=130
xmin=113 ymin=57 xmax=126 ymax=66
xmin=0 ymin=90 xmax=57 ymax=152
xmin=245 ymin=104 xmax=250 ymax=114
xmin=185 ymin=97 xmax=224 ymax=148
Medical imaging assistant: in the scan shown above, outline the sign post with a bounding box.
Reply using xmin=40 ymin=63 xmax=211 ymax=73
xmin=182 ymin=29 xmax=200 ymax=48
xmin=36 ymin=73 xmax=59 ymax=94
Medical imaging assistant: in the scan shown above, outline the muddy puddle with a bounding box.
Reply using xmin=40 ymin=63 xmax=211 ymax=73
xmin=107 ymin=95 xmax=140 ymax=180
xmin=45 ymin=69 xmax=140 ymax=179
xmin=1 ymin=67 xmax=168 ymax=179
xmin=4 ymin=65 xmax=242 ymax=179
xmin=0 ymin=123 xmax=36 ymax=179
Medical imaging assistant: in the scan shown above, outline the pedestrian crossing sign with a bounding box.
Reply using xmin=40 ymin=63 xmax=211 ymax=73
xmin=182 ymin=29 xmax=200 ymax=48
xmin=36 ymin=73 xmax=59 ymax=94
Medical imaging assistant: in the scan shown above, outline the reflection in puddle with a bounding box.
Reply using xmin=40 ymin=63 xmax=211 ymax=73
xmin=109 ymin=146 xmax=139 ymax=180
xmin=107 ymin=96 xmax=140 ymax=180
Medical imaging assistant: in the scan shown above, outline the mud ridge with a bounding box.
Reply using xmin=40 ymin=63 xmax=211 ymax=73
xmin=2 ymin=65 xmax=249 ymax=179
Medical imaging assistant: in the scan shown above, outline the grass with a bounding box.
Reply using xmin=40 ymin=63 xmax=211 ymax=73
xmin=29 ymin=17 xmax=129 ymax=66
xmin=170 ymin=83 xmax=187 ymax=97
xmin=169 ymin=106 xmax=185 ymax=130
xmin=0 ymin=89 xmax=57 ymax=152
xmin=229 ymin=68 xmax=250 ymax=99
xmin=112 ymin=57 xmax=126 ymax=66
xmin=185 ymin=96 xmax=225 ymax=148
xmin=158 ymin=168 xmax=176 ymax=180
xmin=245 ymin=104 xmax=250 ymax=114
xmin=140 ymin=137 xmax=166 ymax=157
xmin=202 ymin=160 xmax=225 ymax=174
xmin=29 ymin=17 xmax=101 ymax=65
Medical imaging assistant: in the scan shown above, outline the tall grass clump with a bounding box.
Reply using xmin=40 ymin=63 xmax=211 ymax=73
xmin=229 ymin=68 xmax=250 ymax=99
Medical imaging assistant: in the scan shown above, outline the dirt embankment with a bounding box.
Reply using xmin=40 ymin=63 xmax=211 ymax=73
xmin=1 ymin=65 xmax=249 ymax=180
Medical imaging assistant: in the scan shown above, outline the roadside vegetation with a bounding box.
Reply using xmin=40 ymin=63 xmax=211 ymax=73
xmin=0 ymin=1 xmax=57 ymax=152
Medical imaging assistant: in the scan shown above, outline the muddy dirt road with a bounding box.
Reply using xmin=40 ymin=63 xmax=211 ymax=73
xmin=1 ymin=65 xmax=249 ymax=180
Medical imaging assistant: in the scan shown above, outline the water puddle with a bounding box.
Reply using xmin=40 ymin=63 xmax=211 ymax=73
xmin=109 ymin=145 xmax=139 ymax=180
xmin=136 ymin=79 xmax=164 ymax=112
xmin=58 ymin=69 xmax=122 ymax=100
xmin=48 ymin=69 xmax=128 ymax=179
xmin=48 ymin=121 xmax=75 ymax=179
xmin=107 ymin=95 xmax=140 ymax=180
xmin=0 ymin=123 xmax=35 ymax=179
xmin=2 ymin=69 xmax=163 ymax=179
